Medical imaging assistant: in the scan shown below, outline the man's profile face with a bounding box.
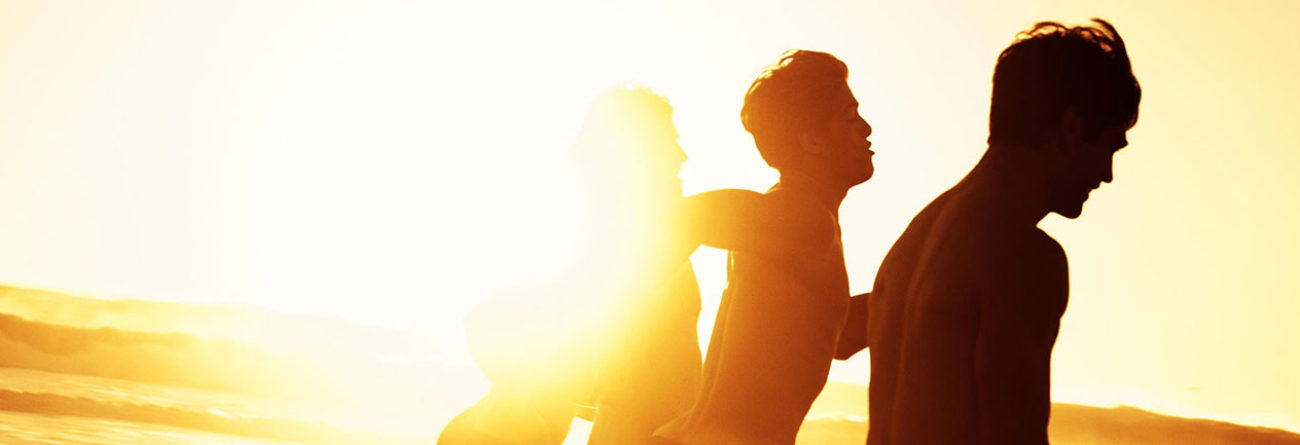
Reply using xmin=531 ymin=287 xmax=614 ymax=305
xmin=1049 ymin=124 xmax=1128 ymax=219
xmin=611 ymin=113 xmax=686 ymax=207
xmin=810 ymin=83 xmax=874 ymax=187
xmin=578 ymin=112 xmax=685 ymax=215
xmin=639 ymin=114 xmax=687 ymax=199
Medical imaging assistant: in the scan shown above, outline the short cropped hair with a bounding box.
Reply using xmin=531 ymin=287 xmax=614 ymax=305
xmin=989 ymin=18 xmax=1141 ymax=147
xmin=741 ymin=50 xmax=849 ymax=170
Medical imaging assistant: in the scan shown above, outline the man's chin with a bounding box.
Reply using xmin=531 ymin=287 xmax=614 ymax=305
xmin=1051 ymin=203 xmax=1085 ymax=219
xmin=851 ymin=165 xmax=874 ymax=186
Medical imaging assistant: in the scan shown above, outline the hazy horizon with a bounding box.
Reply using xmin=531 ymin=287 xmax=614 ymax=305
xmin=0 ymin=0 xmax=1297 ymax=437
xmin=1 ymin=282 xmax=1297 ymax=439
xmin=2 ymin=285 xmax=1299 ymax=445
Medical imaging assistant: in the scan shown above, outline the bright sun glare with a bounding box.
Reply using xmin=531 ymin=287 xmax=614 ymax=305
xmin=0 ymin=0 xmax=1298 ymax=436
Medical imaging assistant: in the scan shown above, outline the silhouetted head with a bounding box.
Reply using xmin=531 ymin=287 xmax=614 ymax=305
xmin=572 ymin=86 xmax=685 ymax=200
xmin=567 ymin=87 xmax=689 ymax=279
xmin=569 ymin=86 xmax=686 ymax=240
xmin=989 ymin=18 xmax=1141 ymax=219
xmin=742 ymin=50 xmax=873 ymax=188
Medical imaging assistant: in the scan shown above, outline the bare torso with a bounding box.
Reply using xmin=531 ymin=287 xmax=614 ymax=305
xmin=868 ymin=180 xmax=1068 ymax=445
xmin=590 ymin=259 xmax=703 ymax=444
xmin=657 ymin=182 xmax=851 ymax=445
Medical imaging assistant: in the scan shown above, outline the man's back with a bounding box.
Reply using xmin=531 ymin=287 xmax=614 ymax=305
xmin=868 ymin=182 xmax=1068 ymax=445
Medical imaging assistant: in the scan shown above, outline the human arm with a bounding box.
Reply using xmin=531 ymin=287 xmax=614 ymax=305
xmin=974 ymin=233 xmax=1069 ymax=445
xmin=681 ymin=189 xmax=833 ymax=256
xmin=834 ymin=292 xmax=870 ymax=359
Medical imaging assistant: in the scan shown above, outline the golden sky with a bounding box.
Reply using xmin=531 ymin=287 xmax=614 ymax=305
xmin=0 ymin=0 xmax=1296 ymax=433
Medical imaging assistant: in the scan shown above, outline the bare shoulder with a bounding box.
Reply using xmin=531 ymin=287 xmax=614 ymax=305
xmin=764 ymin=185 xmax=832 ymax=215
xmin=980 ymin=228 xmax=1069 ymax=316
xmin=762 ymin=186 xmax=839 ymax=245
xmin=1024 ymin=229 xmax=1068 ymax=282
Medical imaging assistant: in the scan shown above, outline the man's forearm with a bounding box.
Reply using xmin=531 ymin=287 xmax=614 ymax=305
xmin=834 ymin=292 xmax=870 ymax=359
xmin=682 ymin=189 xmax=828 ymax=254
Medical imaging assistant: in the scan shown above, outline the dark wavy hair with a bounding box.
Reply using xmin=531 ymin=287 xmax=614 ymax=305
xmin=988 ymin=18 xmax=1141 ymax=147
xmin=741 ymin=50 xmax=849 ymax=170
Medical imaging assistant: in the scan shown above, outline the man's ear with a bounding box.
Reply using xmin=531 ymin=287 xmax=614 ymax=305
xmin=799 ymin=131 xmax=824 ymax=154
xmin=1058 ymin=106 xmax=1085 ymax=149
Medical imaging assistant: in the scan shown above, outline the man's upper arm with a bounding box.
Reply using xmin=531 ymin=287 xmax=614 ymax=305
xmin=974 ymin=234 xmax=1068 ymax=445
xmin=682 ymin=189 xmax=832 ymax=255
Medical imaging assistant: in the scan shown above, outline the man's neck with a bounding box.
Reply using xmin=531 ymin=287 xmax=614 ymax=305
xmin=778 ymin=169 xmax=848 ymax=214
xmin=965 ymin=145 xmax=1053 ymax=227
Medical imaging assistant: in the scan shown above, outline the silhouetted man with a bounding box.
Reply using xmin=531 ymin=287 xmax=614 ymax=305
xmin=864 ymin=19 xmax=1141 ymax=445
xmin=581 ymin=88 xmax=703 ymax=445
xmin=439 ymin=87 xmax=702 ymax=445
xmin=656 ymin=50 xmax=874 ymax=445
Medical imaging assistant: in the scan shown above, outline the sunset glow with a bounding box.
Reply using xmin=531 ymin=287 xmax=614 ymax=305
xmin=0 ymin=0 xmax=1297 ymax=440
